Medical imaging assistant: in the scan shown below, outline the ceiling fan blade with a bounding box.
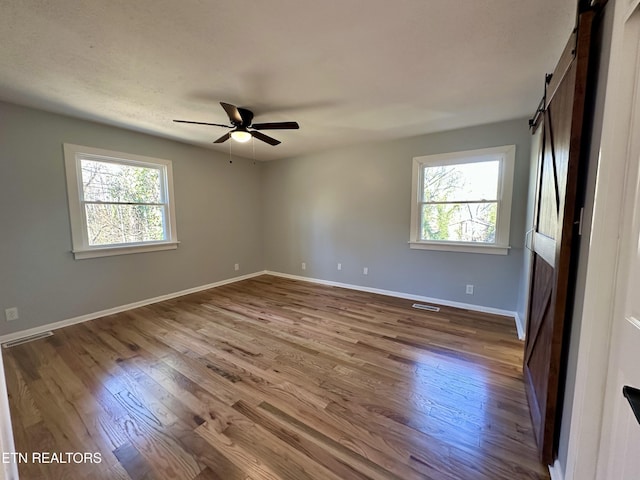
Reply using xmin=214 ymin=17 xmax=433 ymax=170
xmin=174 ymin=119 xmax=230 ymax=128
xmin=251 ymin=121 xmax=300 ymax=130
xmin=220 ymin=102 xmax=243 ymax=125
xmin=213 ymin=132 xmax=231 ymax=144
xmin=237 ymin=107 xmax=254 ymax=126
xmin=251 ymin=130 xmax=281 ymax=146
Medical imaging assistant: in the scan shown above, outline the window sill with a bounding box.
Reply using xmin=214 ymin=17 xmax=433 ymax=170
xmin=409 ymin=241 xmax=510 ymax=255
xmin=72 ymin=241 xmax=179 ymax=260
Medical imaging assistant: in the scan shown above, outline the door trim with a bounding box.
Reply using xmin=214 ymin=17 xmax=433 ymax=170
xmin=0 ymin=352 xmax=18 ymax=480
xmin=564 ymin=1 xmax=640 ymax=479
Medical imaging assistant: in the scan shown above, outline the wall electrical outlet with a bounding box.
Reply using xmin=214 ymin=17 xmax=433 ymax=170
xmin=301 ymin=262 xmax=306 ymax=270
xmin=234 ymin=263 xmax=240 ymax=271
xmin=5 ymin=307 xmax=19 ymax=321
xmin=337 ymin=263 xmax=342 ymax=271
xmin=466 ymin=284 xmax=474 ymax=295
xmin=363 ymin=267 xmax=369 ymax=275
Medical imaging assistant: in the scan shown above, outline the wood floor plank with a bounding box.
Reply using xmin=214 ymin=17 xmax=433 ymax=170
xmin=3 ymin=354 xmax=41 ymax=428
xmin=231 ymin=400 xmax=375 ymax=480
xmin=3 ymin=274 xmax=549 ymax=479
xmin=113 ymin=442 xmax=154 ymax=480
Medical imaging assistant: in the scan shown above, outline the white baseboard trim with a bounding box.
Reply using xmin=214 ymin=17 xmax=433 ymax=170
xmin=514 ymin=311 xmax=526 ymax=340
xmin=0 ymin=271 xmax=267 ymax=345
xmin=1 ymin=269 xmax=520 ymax=345
xmin=549 ymin=459 xmax=565 ymax=480
xmin=266 ymin=270 xmax=518 ymax=324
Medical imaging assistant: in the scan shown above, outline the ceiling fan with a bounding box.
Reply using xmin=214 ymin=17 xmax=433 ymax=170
xmin=174 ymin=102 xmax=299 ymax=146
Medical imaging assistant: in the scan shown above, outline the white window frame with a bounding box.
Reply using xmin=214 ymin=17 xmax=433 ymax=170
xmin=63 ymin=143 xmax=179 ymax=260
xmin=409 ymin=145 xmax=515 ymax=255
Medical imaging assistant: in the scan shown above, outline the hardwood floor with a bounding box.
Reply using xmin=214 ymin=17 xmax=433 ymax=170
xmin=3 ymin=275 xmax=549 ymax=479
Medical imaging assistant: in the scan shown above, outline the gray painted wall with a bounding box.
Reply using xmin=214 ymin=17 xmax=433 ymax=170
xmin=0 ymin=101 xmax=264 ymax=336
xmin=263 ymin=119 xmax=531 ymax=311
xmin=0 ymin=101 xmax=531 ymax=339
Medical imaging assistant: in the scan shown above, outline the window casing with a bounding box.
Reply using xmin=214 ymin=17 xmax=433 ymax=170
xmin=409 ymin=145 xmax=515 ymax=255
xmin=64 ymin=144 xmax=179 ymax=259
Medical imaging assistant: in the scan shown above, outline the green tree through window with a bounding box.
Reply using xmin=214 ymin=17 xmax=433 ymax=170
xmin=420 ymin=161 xmax=499 ymax=243
xmin=81 ymin=160 xmax=166 ymax=246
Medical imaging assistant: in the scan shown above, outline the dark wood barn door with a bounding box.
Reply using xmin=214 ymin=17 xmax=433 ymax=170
xmin=524 ymin=9 xmax=595 ymax=464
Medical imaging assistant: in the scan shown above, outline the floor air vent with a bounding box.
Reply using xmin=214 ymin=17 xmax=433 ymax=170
xmin=3 ymin=331 xmax=53 ymax=348
xmin=412 ymin=303 xmax=440 ymax=312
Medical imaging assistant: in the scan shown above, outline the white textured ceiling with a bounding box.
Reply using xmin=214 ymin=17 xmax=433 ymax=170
xmin=0 ymin=0 xmax=576 ymax=161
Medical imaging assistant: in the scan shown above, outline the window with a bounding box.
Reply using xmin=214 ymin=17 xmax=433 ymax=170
xmin=64 ymin=144 xmax=179 ymax=259
xmin=409 ymin=145 xmax=515 ymax=255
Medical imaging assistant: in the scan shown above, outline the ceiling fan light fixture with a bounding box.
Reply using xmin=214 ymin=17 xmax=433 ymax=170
xmin=231 ymin=130 xmax=252 ymax=143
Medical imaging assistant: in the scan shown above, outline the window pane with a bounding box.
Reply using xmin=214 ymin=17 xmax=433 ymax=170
xmin=85 ymin=204 xmax=165 ymax=246
xmin=421 ymin=202 xmax=497 ymax=243
xmin=81 ymin=159 xmax=162 ymax=203
xmin=423 ymin=161 xmax=499 ymax=202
